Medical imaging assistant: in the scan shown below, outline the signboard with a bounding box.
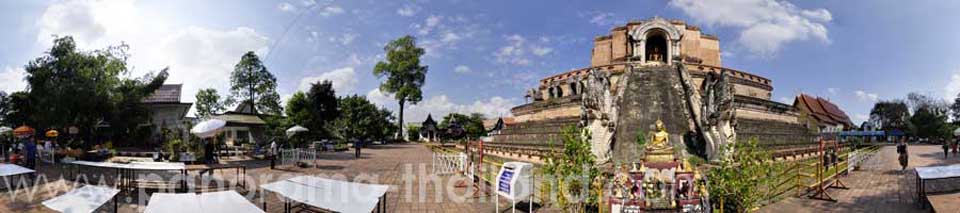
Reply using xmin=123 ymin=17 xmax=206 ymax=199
xmin=495 ymin=162 xmax=533 ymax=201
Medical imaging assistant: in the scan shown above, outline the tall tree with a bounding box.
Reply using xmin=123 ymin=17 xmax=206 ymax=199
xmin=439 ymin=113 xmax=487 ymax=140
xmin=23 ymin=36 xmax=167 ymax=145
xmin=306 ymin=80 xmax=338 ymax=138
xmin=910 ymin=104 xmax=951 ymax=139
xmin=0 ymin=92 xmax=8 ymax=126
xmin=230 ymin=51 xmax=282 ymax=115
xmin=195 ymin=88 xmax=226 ymax=119
xmin=373 ymin=35 xmax=428 ymax=140
xmin=870 ymin=100 xmax=910 ymax=131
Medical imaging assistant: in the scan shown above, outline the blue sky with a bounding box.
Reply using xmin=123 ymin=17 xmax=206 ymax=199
xmin=1 ymin=0 xmax=960 ymax=124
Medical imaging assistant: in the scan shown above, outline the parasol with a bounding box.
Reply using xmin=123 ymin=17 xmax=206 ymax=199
xmin=46 ymin=130 xmax=59 ymax=138
xmin=191 ymin=119 xmax=226 ymax=138
xmin=13 ymin=125 xmax=35 ymax=138
xmin=954 ymin=127 xmax=960 ymax=137
xmin=285 ymin=125 xmax=309 ymax=138
xmin=0 ymin=126 xmax=11 ymax=134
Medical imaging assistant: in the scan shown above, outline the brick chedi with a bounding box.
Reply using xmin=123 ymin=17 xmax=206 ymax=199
xmin=493 ymin=17 xmax=829 ymax=159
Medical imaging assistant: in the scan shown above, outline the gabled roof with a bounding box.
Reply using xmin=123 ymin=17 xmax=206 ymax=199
xmin=143 ymin=84 xmax=183 ymax=103
xmin=794 ymin=93 xmax=853 ymax=127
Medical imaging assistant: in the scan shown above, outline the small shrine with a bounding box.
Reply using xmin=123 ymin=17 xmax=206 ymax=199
xmin=607 ymin=119 xmax=708 ymax=212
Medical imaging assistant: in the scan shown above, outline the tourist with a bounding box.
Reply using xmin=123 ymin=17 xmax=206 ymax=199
xmin=943 ymin=140 xmax=950 ymax=158
xmin=23 ymin=137 xmax=36 ymax=170
xmin=354 ymin=139 xmax=362 ymax=158
xmin=953 ymin=139 xmax=958 ymax=157
xmin=896 ymin=139 xmax=908 ymax=171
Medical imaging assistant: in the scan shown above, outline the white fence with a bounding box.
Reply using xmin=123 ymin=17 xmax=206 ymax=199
xmin=279 ymin=148 xmax=319 ymax=165
xmin=39 ymin=148 xmax=56 ymax=164
xmin=432 ymin=152 xmax=466 ymax=175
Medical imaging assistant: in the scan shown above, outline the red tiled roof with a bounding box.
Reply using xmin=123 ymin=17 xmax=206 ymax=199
xmin=794 ymin=94 xmax=854 ymax=127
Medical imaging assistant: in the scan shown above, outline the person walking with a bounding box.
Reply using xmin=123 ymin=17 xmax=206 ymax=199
xmin=896 ymin=138 xmax=908 ymax=171
xmin=943 ymin=140 xmax=950 ymax=158
xmin=23 ymin=137 xmax=36 ymax=170
xmin=354 ymin=139 xmax=362 ymax=158
xmin=953 ymin=139 xmax=958 ymax=157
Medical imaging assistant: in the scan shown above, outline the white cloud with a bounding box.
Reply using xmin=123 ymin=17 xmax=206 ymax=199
xmin=416 ymin=15 xmax=442 ymax=35
xmin=0 ymin=66 xmax=27 ymax=93
xmin=299 ymin=67 xmax=358 ymax=94
xmin=454 ymin=65 xmax=471 ymax=74
xmin=318 ymin=6 xmax=344 ymax=17
xmin=36 ymin=0 xmax=271 ymax=116
xmin=826 ymin=87 xmax=837 ymax=95
xmin=669 ymin=0 xmax=831 ymax=56
xmin=531 ymin=45 xmax=553 ymax=56
xmin=945 ymin=72 xmax=960 ymax=101
xmin=396 ymin=4 xmax=420 ymax=17
xmin=441 ymin=32 xmax=461 ymax=43
xmin=778 ymin=96 xmax=792 ymax=104
xmin=301 ymin=0 xmax=316 ymax=7
xmin=338 ymin=33 xmax=358 ymax=45
xmin=278 ymin=2 xmax=296 ymax=12
xmin=588 ymin=12 xmax=616 ymax=26
xmin=855 ymin=90 xmax=879 ymax=102
xmin=493 ymin=35 xmax=554 ymax=66
xmin=366 ymin=89 xmax=516 ymax=123
xmin=853 ymin=114 xmax=869 ymax=124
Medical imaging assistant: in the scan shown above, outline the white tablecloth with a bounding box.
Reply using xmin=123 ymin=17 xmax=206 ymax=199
xmin=42 ymin=185 xmax=120 ymax=213
xmin=144 ymin=191 xmax=263 ymax=213
xmin=916 ymin=164 xmax=960 ymax=180
xmin=69 ymin=161 xmax=185 ymax=170
xmin=261 ymin=176 xmax=389 ymax=213
xmin=0 ymin=164 xmax=35 ymax=177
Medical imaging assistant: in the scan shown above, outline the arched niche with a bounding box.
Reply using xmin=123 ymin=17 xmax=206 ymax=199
xmin=630 ymin=17 xmax=683 ymax=65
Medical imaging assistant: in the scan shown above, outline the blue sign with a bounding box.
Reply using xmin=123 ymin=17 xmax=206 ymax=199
xmin=498 ymin=169 xmax=514 ymax=193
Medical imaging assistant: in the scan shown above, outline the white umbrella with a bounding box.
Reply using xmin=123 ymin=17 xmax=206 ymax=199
xmin=0 ymin=126 xmax=11 ymax=134
xmin=286 ymin=125 xmax=309 ymax=138
xmin=191 ymin=119 xmax=226 ymax=138
xmin=954 ymin=127 xmax=960 ymax=137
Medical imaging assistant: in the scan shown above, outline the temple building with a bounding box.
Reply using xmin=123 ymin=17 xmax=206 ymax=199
xmin=495 ymin=17 xmax=840 ymax=156
xmin=143 ymin=84 xmax=193 ymax=145
xmin=211 ymin=100 xmax=267 ymax=146
xmin=793 ymin=93 xmax=855 ymax=133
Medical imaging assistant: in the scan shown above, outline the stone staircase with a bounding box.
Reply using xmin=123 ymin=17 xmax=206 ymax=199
xmin=737 ymin=118 xmax=818 ymax=149
xmin=491 ymin=116 xmax=580 ymax=145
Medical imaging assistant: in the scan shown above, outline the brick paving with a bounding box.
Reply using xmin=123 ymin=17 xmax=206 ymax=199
xmin=760 ymin=144 xmax=960 ymax=213
xmin=0 ymin=143 xmax=554 ymax=212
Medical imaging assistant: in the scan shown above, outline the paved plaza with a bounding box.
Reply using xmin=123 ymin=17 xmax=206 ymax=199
xmin=761 ymin=144 xmax=960 ymax=213
xmin=0 ymin=143 xmax=548 ymax=213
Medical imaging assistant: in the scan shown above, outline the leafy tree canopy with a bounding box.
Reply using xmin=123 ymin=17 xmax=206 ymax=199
xmin=870 ymin=100 xmax=910 ymax=131
xmin=439 ymin=113 xmax=486 ymax=140
xmin=20 ymin=36 xmax=168 ymax=145
xmin=332 ymin=95 xmax=395 ymax=142
xmin=194 ymin=88 xmax=226 ymax=119
xmin=230 ymin=51 xmax=282 ymax=115
xmin=373 ymin=35 xmax=428 ymax=139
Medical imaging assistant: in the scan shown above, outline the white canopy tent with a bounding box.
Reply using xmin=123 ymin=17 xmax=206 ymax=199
xmin=191 ymin=119 xmax=226 ymax=138
xmin=285 ymin=125 xmax=309 ymax=138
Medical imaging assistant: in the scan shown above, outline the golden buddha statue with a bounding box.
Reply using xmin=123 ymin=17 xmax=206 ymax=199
xmin=650 ymin=119 xmax=670 ymax=150
xmin=644 ymin=119 xmax=675 ymax=162
xmin=648 ymin=47 xmax=663 ymax=63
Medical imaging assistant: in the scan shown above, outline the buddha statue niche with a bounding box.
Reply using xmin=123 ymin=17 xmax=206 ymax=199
xmin=644 ymin=119 xmax=675 ymax=162
xmin=648 ymin=47 xmax=663 ymax=63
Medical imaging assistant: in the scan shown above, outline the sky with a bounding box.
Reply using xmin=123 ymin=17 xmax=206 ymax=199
xmin=1 ymin=0 xmax=960 ymax=125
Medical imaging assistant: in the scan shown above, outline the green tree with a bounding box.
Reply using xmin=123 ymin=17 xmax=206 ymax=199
xmin=332 ymin=95 xmax=395 ymax=141
xmin=373 ymin=35 xmax=428 ymax=140
xmin=285 ymin=92 xmax=311 ymax=127
xmin=230 ymin=51 xmax=282 ymax=115
xmin=439 ymin=113 xmax=486 ymax=140
xmin=194 ymin=88 xmax=226 ymax=119
xmin=0 ymin=92 xmax=8 ymax=126
xmin=3 ymin=91 xmax=31 ymax=127
xmin=306 ymin=80 xmax=338 ymax=138
xmin=910 ymin=105 xmax=951 ymax=139
xmin=708 ymin=138 xmax=780 ymax=212
xmin=23 ymin=36 xmax=167 ymax=145
xmin=870 ymin=100 xmax=910 ymax=131
xmin=541 ymin=125 xmax=599 ymax=211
